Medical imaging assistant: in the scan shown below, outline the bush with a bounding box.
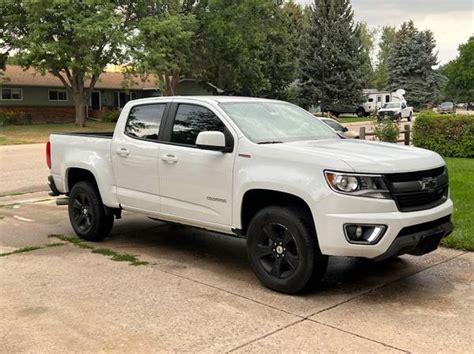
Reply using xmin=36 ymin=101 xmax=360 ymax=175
xmin=0 ymin=110 xmax=20 ymax=126
xmin=413 ymin=112 xmax=474 ymax=157
xmin=100 ymin=110 xmax=120 ymax=123
xmin=374 ymin=119 xmax=400 ymax=143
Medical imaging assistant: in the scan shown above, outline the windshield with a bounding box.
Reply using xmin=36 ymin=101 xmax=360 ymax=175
xmin=383 ymin=102 xmax=401 ymax=109
xmin=220 ymin=101 xmax=338 ymax=143
xmin=440 ymin=102 xmax=453 ymax=108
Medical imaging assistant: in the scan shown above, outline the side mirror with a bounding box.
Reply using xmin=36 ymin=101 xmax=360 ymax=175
xmin=196 ymin=131 xmax=227 ymax=152
xmin=343 ymin=127 xmax=348 ymax=132
xmin=402 ymin=104 xmax=407 ymax=109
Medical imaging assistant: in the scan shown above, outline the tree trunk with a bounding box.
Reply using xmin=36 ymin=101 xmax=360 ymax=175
xmin=72 ymin=92 xmax=87 ymax=127
xmin=161 ymin=69 xmax=180 ymax=96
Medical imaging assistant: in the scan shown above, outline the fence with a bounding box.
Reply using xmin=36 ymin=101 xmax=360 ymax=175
xmin=359 ymin=124 xmax=411 ymax=145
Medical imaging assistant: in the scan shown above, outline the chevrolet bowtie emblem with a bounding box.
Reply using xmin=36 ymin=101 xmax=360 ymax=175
xmin=419 ymin=177 xmax=438 ymax=191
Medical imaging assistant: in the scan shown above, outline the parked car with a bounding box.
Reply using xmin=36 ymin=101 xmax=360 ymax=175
xmin=47 ymin=96 xmax=453 ymax=294
xmin=437 ymin=102 xmax=456 ymax=114
xmin=377 ymin=101 xmax=413 ymax=122
xmin=319 ymin=117 xmax=359 ymax=138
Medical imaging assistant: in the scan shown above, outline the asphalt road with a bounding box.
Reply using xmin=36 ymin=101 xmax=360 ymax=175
xmin=0 ymin=193 xmax=472 ymax=352
xmin=0 ymin=143 xmax=49 ymax=195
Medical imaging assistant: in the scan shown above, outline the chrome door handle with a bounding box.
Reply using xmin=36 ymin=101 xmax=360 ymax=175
xmin=161 ymin=154 xmax=178 ymax=163
xmin=116 ymin=148 xmax=130 ymax=157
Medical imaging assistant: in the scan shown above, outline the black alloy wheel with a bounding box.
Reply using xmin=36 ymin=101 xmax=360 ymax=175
xmin=255 ymin=223 xmax=300 ymax=279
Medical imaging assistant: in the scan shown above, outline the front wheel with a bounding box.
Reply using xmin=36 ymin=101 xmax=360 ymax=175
xmin=246 ymin=206 xmax=328 ymax=294
xmin=68 ymin=181 xmax=114 ymax=241
xmin=408 ymin=112 xmax=412 ymax=121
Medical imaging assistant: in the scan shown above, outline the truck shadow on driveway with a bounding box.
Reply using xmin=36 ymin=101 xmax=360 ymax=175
xmin=100 ymin=216 xmax=452 ymax=298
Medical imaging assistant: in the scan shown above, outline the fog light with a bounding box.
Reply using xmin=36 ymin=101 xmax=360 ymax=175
xmin=344 ymin=224 xmax=386 ymax=245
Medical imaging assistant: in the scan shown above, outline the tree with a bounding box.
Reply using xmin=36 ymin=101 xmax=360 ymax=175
xmin=129 ymin=11 xmax=197 ymax=96
xmin=299 ymin=0 xmax=365 ymax=111
xmin=198 ymin=0 xmax=298 ymax=97
xmin=387 ymin=21 xmax=444 ymax=109
xmin=357 ymin=22 xmax=377 ymax=88
xmin=0 ymin=1 xmax=130 ymax=126
xmin=442 ymin=36 xmax=474 ymax=103
xmin=373 ymin=26 xmax=396 ymax=90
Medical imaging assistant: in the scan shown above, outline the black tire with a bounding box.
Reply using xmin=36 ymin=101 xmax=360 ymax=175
xmin=408 ymin=112 xmax=412 ymax=122
xmin=246 ymin=205 xmax=328 ymax=294
xmin=68 ymin=181 xmax=114 ymax=241
xmin=356 ymin=108 xmax=365 ymax=117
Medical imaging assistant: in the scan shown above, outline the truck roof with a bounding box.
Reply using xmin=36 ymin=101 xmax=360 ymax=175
xmin=128 ymin=95 xmax=278 ymax=105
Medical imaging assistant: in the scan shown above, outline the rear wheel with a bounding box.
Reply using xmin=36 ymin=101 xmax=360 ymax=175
xmin=246 ymin=205 xmax=328 ymax=294
xmin=408 ymin=112 xmax=413 ymax=122
xmin=68 ymin=181 xmax=114 ymax=241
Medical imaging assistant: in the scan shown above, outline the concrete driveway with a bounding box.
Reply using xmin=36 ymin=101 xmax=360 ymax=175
xmin=0 ymin=192 xmax=472 ymax=352
xmin=0 ymin=143 xmax=49 ymax=195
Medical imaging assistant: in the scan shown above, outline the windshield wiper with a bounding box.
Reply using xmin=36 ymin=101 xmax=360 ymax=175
xmin=257 ymin=140 xmax=283 ymax=144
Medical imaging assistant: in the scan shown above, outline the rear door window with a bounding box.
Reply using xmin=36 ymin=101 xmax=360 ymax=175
xmin=125 ymin=104 xmax=166 ymax=140
xmin=170 ymin=104 xmax=225 ymax=146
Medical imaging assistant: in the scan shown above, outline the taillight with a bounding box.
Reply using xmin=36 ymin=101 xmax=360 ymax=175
xmin=46 ymin=141 xmax=51 ymax=169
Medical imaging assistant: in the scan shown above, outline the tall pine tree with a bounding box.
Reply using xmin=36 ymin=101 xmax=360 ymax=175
xmin=299 ymin=0 xmax=364 ymax=111
xmin=388 ymin=21 xmax=444 ymax=109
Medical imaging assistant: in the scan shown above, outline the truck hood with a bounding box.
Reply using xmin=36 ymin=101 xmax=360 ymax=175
xmin=277 ymin=139 xmax=445 ymax=173
xmin=378 ymin=108 xmax=400 ymax=113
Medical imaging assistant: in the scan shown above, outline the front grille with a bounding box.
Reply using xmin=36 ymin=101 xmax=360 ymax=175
xmin=385 ymin=167 xmax=449 ymax=212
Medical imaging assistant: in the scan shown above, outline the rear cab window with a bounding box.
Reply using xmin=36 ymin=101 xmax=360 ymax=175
xmin=125 ymin=104 xmax=166 ymax=141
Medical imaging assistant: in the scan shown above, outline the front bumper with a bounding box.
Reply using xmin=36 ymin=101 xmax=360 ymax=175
xmin=312 ymin=193 xmax=453 ymax=259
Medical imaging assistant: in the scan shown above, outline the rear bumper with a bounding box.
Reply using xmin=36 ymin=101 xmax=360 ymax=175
xmin=47 ymin=175 xmax=61 ymax=196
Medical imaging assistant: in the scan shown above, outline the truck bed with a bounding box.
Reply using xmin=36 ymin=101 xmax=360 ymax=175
xmin=55 ymin=131 xmax=114 ymax=139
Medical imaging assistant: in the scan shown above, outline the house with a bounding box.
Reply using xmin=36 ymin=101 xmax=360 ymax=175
xmin=0 ymin=65 xmax=222 ymax=123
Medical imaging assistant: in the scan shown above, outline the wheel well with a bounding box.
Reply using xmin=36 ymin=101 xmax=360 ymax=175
xmin=67 ymin=168 xmax=98 ymax=193
xmin=240 ymin=189 xmax=313 ymax=235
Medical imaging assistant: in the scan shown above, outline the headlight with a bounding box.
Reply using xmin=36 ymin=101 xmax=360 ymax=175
xmin=324 ymin=171 xmax=391 ymax=199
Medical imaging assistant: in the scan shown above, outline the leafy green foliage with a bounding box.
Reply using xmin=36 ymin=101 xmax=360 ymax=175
xmin=198 ymin=0 xmax=297 ymax=97
xmin=99 ymin=111 xmax=120 ymax=123
xmin=0 ymin=1 xmax=130 ymax=126
xmin=441 ymin=37 xmax=474 ymax=103
xmin=357 ymin=22 xmax=376 ymax=88
xmin=299 ymin=0 xmax=364 ymax=110
xmin=374 ymin=119 xmax=399 ymax=143
xmin=129 ymin=10 xmax=197 ymax=95
xmin=373 ymin=26 xmax=396 ymax=90
xmin=388 ymin=21 xmax=445 ymax=109
xmin=413 ymin=112 xmax=474 ymax=157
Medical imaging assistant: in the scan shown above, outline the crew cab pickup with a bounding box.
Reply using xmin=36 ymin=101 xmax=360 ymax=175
xmin=48 ymin=96 xmax=452 ymax=294
xmin=377 ymin=101 xmax=413 ymax=122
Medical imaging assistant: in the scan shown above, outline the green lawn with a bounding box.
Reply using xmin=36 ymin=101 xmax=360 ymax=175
xmin=442 ymin=158 xmax=474 ymax=251
xmin=336 ymin=115 xmax=375 ymax=123
xmin=0 ymin=121 xmax=115 ymax=145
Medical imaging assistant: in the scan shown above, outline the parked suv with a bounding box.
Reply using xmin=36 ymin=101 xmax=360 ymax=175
xmin=437 ymin=102 xmax=456 ymax=114
xmin=47 ymin=97 xmax=453 ymax=294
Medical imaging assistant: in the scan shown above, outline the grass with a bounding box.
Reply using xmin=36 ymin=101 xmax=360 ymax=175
xmin=49 ymin=234 xmax=149 ymax=266
xmin=442 ymin=158 xmax=474 ymax=251
xmin=336 ymin=115 xmax=375 ymax=123
xmin=0 ymin=242 xmax=66 ymax=257
xmin=0 ymin=121 xmax=115 ymax=145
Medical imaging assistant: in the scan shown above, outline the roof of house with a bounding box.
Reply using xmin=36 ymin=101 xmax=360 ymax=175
xmin=1 ymin=65 xmax=158 ymax=90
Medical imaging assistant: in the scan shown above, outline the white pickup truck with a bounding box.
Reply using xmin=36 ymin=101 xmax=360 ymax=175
xmin=377 ymin=101 xmax=413 ymax=122
xmin=48 ymin=96 xmax=452 ymax=294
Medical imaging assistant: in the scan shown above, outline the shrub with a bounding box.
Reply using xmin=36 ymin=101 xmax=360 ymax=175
xmin=0 ymin=110 xmax=20 ymax=126
xmin=374 ymin=119 xmax=400 ymax=143
xmin=100 ymin=110 xmax=120 ymax=123
xmin=413 ymin=112 xmax=474 ymax=157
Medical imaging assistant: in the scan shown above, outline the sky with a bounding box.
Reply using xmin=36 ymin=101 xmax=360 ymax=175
xmin=296 ymin=0 xmax=474 ymax=65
